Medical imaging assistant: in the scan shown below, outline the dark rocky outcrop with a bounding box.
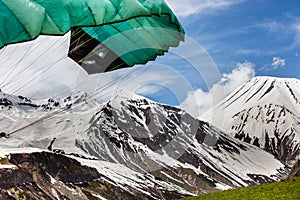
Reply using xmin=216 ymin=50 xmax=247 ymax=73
xmin=0 ymin=152 xmax=142 ymax=200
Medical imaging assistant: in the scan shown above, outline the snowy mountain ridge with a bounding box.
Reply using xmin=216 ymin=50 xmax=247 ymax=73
xmin=0 ymin=90 xmax=97 ymax=112
xmin=201 ymin=76 xmax=300 ymax=164
xmin=0 ymin=89 xmax=290 ymax=199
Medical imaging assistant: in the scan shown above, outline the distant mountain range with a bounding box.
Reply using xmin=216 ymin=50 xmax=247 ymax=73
xmin=201 ymin=76 xmax=300 ymax=165
xmin=0 ymin=77 xmax=296 ymax=199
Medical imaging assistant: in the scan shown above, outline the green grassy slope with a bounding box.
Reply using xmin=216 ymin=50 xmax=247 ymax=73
xmin=183 ymin=177 xmax=300 ymax=200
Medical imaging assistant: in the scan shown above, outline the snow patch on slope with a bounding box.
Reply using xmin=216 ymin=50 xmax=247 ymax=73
xmin=201 ymin=76 xmax=300 ymax=164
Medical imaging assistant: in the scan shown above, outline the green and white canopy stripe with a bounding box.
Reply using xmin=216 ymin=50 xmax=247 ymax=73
xmin=0 ymin=0 xmax=185 ymax=69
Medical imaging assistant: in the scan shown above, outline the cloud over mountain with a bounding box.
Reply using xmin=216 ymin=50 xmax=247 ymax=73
xmin=180 ymin=61 xmax=255 ymax=117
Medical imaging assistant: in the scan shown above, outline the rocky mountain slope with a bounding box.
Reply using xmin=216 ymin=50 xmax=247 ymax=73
xmin=201 ymin=76 xmax=300 ymax=165
xmin=0 ymin=151 xmax=141 ymax=200
xmin=0 ymin=90 xmax=289 ymax=199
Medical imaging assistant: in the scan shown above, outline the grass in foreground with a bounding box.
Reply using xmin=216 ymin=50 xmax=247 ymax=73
xmin=183 ymin=177 xmax=300 ymax=200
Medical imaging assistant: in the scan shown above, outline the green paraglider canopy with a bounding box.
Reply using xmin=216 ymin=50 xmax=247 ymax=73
xmin=0 ymin=0 xmax=185 ymax=74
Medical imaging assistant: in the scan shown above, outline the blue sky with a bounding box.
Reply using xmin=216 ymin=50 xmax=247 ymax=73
xmin=176 ymin=0 xmax=300 ymax=78
xmin=142 ymin=0 xmax=300 ymax=115
xmin=167 ymin=0 xmax=300 ymax=78
xmin=0 ymin=0 xmax=299 ymax=117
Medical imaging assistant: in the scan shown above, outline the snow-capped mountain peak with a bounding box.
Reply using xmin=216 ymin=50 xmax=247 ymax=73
xmin=201 ymin=76 xmax=300 ymax=164
xmin=113 ymin=89 xmax=143 ymax=100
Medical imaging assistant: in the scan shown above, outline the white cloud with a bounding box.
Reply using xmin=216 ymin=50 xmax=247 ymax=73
xmin=180 ymin=61 xmax=255 ymax=118
xmin=256 ymin=20 xmax=300 ymax=49
xmin=271 ymin=56 xmax=286 ymax=69
xmin=165 ymin=0 xmax=244 ymax=17
xmin=255 ymin=20 xmax=285 ymax=32
xmin=291 ymin=21 xmax=300 ymax=47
